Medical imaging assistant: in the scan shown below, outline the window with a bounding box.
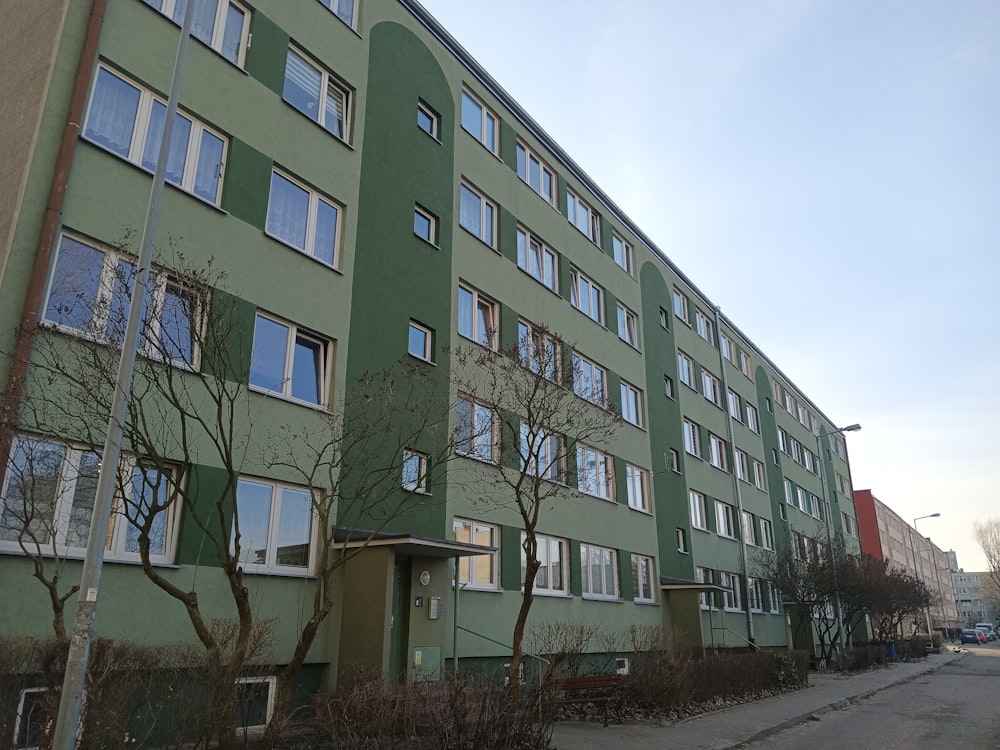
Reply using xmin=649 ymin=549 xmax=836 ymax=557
xmin=842 ymin=512 xmax=858 ymax=539
xmin=741 ymin=510 xmax=756 ymax=545
xmin=577 ymin=444 xmax=613 ymax=500
xmin=524 ymin=532 xmax=567 ymax=594
xmin=694 ymin=309 xmax=714 ymax=344
xmin=572 ymin=353 xmax=607 ymax=406
xmin=663 ymin=375 xmax=675 ymax=399
xmin=701 ymin=369 xmax=722 ymax=406
xmin=620 ymin=381 xmax=643 ymax=427
xmin=84 ymin=65 xmax=226 ymax=204
xmin=753 ymin=459 xmax=766 ymax=490
xmin=233 ymin=477 xmax=314 ymax=574
xmin=44 ymin=234 xmax=200 ymax=366
xmin=413 ymin=206 xmax=436 ymax=244
xmin=459 ymin=182 xmax=496 ymax=246
xmin=570 ymin=268 xmax=604 ymax=323
xmin=739 ymin=350 xmax=752 ymax=377
xmin=457 ymin=285 xmax=498 ymax=349
xmin=516 ymin=141 xmax=556 ymax=204
xmin=520 ymin=422 xmax=563 ymax=481
xmin=235 ymin=677 xmax=274 ymax=733
xmin=677 ymin=351 xmax=695 ymax=388
xmin=612 ymin=232 xmax=634 ymax=276
xmin=720 ymin=333 xmax=735 ymax=363
xmin=682 ymin=419 xmax=701 ymax=457
xmin=672 ymin=288 xmax=689 ymax=323
xmin=632 ymin=554 xmax=655 ymax=603
xmin=734 ymin=449 xmax=749 ymax=482
xmin=784 ymin=479 xmax=795 ymax=506
xmin=715 ymin=501 xmax=735 ymax=539
xmin=791 ymin=439 xmax=803 ymax=464
xmin=143 ymin=0 xmax=250 ymax=65
xmin=266 ymin=170 xmax=341 ymax=266
xmin=803 ymin=449 xmax=815 ymax=473
xmin=283 ymin=48 xmax=349 ymax=140
xmin=454 ymin=518 xmax=498 ymax=589
xmin=455 ymin=395 xmax=497 ymax=463
xmin=14 ymin=688 xmax=52 ymax=750
xmin=616 ymin=304 xmax=638 ymax=347
xmin=760 ymin=518 xmax=774 ymax=550
xmin=727 ymin=390 xmax=741 ymax=420
xmin=516 ymin=227 xmax=557 ymax=290
xmin=461 ymin=88 xmax=498 ymax=152
xmin=625 ymin=464 xmax=650 ymax=512
xmin=797 ymin=487 xmax=809 ymax=514
xmin=778 ymin=428 xmax=788 ymax=454
xmin=721 ymin=571 xmax=742 ymax=611
xmin=0 ymin=436 xmax=178 ymax=564
xmin=518 ymin=321 xmax=561 ymax=381
xmin=401 ymin=450 xmax=429 ymax=493
xmin=580 ymin=542 xmax=618 ymax=600
xmin=316 ymin=0 xmax=356 ymax=27
xmin=668 ymin=448 xmax=681 ymax=473
xmin=676 ymin=527 xmax=688 ymax=553
xmin=810 ymin=493 xmax=824 ymax=521
xmin=798 ymin=403 xmax=810 ymax=427
xmin=659 ymin=307 xmax=669 ymax=329
xmin=746 ymin=404 xmax=760 ymax=433
xmin=708 ymin=433 xmax=728 ymax=471
xmin=748 ymin=578 xmax=764 ymax=613
xmin=417 ymin=100 xmax=438 ymax=137
xmin=566 ymin=189 xmax=600 ymax=243
xmin=768 ymin=581 xmax=781 ymax=613
xmin=697 ymin=566 xmax=714 ymax=609
xmin=407 ymin=321 xmax=432 ymax=361
xmin=250 ymin=312 xmax=331 ymax=406
xmin=689 ymin=490 xmax=708 ymax=530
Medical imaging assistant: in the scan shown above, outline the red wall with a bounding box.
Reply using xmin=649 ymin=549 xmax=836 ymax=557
xmin=853 ymin=489 xmax=883 ymax=560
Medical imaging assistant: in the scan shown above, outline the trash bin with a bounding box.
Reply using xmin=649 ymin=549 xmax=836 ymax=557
xmin=887 ymin=641 xmax=896 ymax=660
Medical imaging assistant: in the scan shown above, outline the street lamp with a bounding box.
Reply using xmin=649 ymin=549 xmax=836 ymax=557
xmin=909 ymin=513 xmax=941 ymax=634
xmin=815 ymin=423 xmax=861 ymax=656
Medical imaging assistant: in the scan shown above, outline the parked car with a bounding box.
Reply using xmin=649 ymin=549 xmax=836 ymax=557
xmin=975 ymin=626 xmax=995 ymax=642
xmin=961 ymin=629 xmax=983 ymax=644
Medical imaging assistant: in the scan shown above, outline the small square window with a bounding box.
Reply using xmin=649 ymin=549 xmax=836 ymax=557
xmin=414 ymin=206 xmax=436 ymax=244
xmin=408 ymin=321 xmax=432 ymax=361
xmin=664 ymin=375 xmax=674 ymax=399
xmin=417 ymin=100 xmax=438 ymax=138
xmin=236 ymin=677 xmax=275 ymax=733
xmin=14 ymin=688 xmax=53 ymax=750
xmin=659 ymin=307 xmax=669 ymax=329
xmin=676 ymin=528 xmax=688 ymax=553
xmin=402 ymin=449 xmax=429 ymax=493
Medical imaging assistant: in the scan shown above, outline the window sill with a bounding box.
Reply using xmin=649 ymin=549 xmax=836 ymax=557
xmin=0 ymin=547 xmax=180 ymax=568
xmin=407 ymin=352 xmax=436 ymax=366
xmin=403 ymin=487 xmax=432 ymax=496
xmin=582 ymin=595 xmax=621 ymax=603
xmin=627 ymin=505 xmax=653 ymax=517
xmin=455 ymin=584 xmax=502 ymax=593
xmin=633 ymin=598 xmax=658 ymax=606
xmin=529 ymin=590 xmax=572 ymax=598
xmin=248 ymin=384 xmax=331 ymax=413
xmin=413 ymin=232 xmax=441 ymax=250
xmin=692 ymin=526 xmax=712 ymax=534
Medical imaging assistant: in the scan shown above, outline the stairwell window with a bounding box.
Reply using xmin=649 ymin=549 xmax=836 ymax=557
xmin=84 ymin=65 xmax=227 ymax=204
xmin=283 ymin=48 xmax=350 ymax=141
xmin=266 ymin=170 xmax=342 ymax=267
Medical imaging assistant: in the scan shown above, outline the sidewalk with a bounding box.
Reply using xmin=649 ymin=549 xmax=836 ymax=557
xmin=550 ymin=649 xmax=964 ymax=750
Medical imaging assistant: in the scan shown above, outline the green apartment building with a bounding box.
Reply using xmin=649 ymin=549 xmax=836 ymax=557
xmin=0 ymin=0 xmax=861 ymax=727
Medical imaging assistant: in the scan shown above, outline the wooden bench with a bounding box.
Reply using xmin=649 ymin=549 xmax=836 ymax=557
xmin=550 ymin=674 xmax=623 ymax=725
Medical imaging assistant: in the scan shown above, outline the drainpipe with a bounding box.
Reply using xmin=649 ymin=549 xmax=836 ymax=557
xmin=713 ymin=307 xmax=755 ymax=646
xmin=0 ymin=0 xmax=107 ymax=483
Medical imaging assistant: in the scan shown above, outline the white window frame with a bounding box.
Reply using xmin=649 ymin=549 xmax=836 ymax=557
xmin=14 ymin=687 xmax=53 ymax=750
xmin=457 ymin=284 xmax=498 ymax=350
xmin=740 ymin=350 xmax=752 ymax=377
xmin=768 ymin=581 xmax=781 ymax=613
xmin=677 ymin=351 xmax=695 ymax=388
xmin=580 ymin=542 xmax=619 ymax=600
xmin=748 ymin=577 xmax=764 ymax=613
xmin=664 ymin=375 xmax=675 ymax=399
xmin=784 ymin=478 xmax=795 ymax=506
xmin=721 ymin=571 xmax=742 ymax=611
xmin=413 ymin=205 xmax=437 ymax=244
xmin=283 ymin=47 xmax=350 ymax=141
xmin=612 ymin=232 xmax=634 ymax=276
xmin=672 ymin=288 xmax=689 ymax=323
xmin=797 ymin=487 xmax=810 ymax=514
xmin=235 ymin=676 xmax=276 ymax=734
xmin=143 ymin=0 xmax=251 ymax=66
xmin=676 ymin=527 xmax=688 ymax=553
xmin=616 ymin=304 xmax=638 ymax=347
xmin=516 ymin=227 xmax=557 ymax=291
xmin=401 ymin=449 xmax=429 ymax=493
xmin=715 ymin=500 xmax=736 ymax=539
xmin=417 ymin=99 xmax=439 ymax=138
xmin=455 ymin=394 xmax=498 ymax=464
xmin=842 ymin=512 xmax=858 ymax=538
xmin=668 ymin=448 xmax=681 ymax=473
xmin=519 ymin=422 xmax=564 ymax=482
xmin=572 ymin=352 xmax=608 ymax=407
xmin=631 ymin=554 xmax=655 ymax=603
xmin=566 ymin=189 xmax=601 ymax=243
xmin=232 ymin=477 xmax=317 ymax=576
xmin=741 ymin=510 xmax=756 ymax=545
xmin=43 ymin=233 xmax=203 ymax=368
xmin=266 ymin=169 xmax=342 ymax=267
xmin=453 ymin=518 xmax=499 ymax=590
xmin=516 ymin=140 xmax=556 ymax=204
xmin=250 ymin=312 xmax=332 ymax=407
xmin=625 ymin=463 xmax=650 ymax=513
xmin=407 ymin=320 xmax=432 ymax=362
xmin=720 ymin=333 xmax=735 ymax=363
xmin=694 ymin=308 xmax=714 ymax=343
xmin=753 ymin=459 xmax=766 ymax=490
xmin=727 ymin=390 xmax=742 ymax=420
xmin=524 ymin=532 xmax=568 ymax=595
xmin=760 ymin=518 xmax=775 ymax=550
xmin=683 ymin=419 xmax=701 ymax=457
xmin=620 ymin=381 xmax=643 ymax=427
xmin=0 ymin=435 xmax=179 ymax=565
xmin=461 ymin=88 xmax=498 ymax=153
xmin=697 ymin=566 xmax=714 ymax=609
xmin=459 ymin=181 xmax=497 ymax=247
xmin=518 ymin=320 xmax=561 ymax=381
xmin=576 ymin=444 xmax=614 ymax=501
xmin=570 ymin=268 xmax=604 ymax=324
xmin=84 ymin=64 xmax=228 ymax=205
xmin=689 ymin=490 xmax=708 ymax=530
xmin=734 ymin=449 xmax=749 ymax=482
xmin=316 ymin=0 xmax=357 ymax=27
xmin=708 ymin=433 xmax=728 ymax=471
xmin=746 ymin=404 xmax=760 ymax=433
xmin=701 ymin=369 xmax=722 ymax=406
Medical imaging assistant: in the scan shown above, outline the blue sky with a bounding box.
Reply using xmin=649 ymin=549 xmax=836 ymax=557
xmin=418 ymin=0 xmax=1000 ymax=570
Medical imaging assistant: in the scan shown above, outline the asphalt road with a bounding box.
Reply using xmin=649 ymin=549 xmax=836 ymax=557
xmin=746 ymin=641 xmax=1000 ymax=749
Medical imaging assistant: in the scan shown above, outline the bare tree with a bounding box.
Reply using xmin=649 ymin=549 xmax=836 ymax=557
xmin=1 ymin=235 xmax=459 ymax=748
xmin=450 ymin=325 xmax=622 ymax=702
xmin=974 ymin=519 xmax=1000 ymax=608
